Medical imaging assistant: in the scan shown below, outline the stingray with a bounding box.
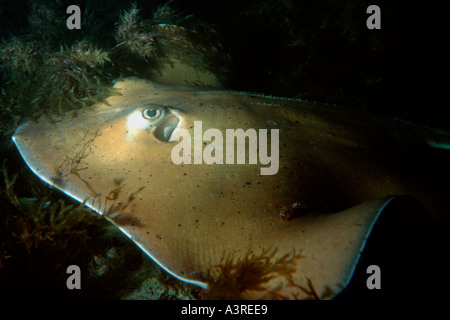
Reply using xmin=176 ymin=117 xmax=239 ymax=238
xmin=11 ymin=77 xmax=446 ymax=299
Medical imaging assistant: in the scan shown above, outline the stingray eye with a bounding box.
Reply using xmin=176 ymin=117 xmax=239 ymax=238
xmin=142 ymin=108 xmax=162 ymax=120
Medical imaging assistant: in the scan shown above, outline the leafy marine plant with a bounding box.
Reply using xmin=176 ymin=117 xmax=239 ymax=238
xmin=0 ymin=36 xmax=42 ymax=75
xmin=0 ymin=36 xmax=113 ymax=121
xmin=32 ymin=40 xmax=113 ymax=119
xmin=0 ymin=36 xmax=42 ymax=118
xmin=0 ymin=1 xmax=230 ymax=124
xmin=114 ymin=2 xmax=189 ymax=61
xmin=113 ymin=2 xmax=230 ymax=82
xmin=115 ymin=3 xmax=158 ymax=61
xmin=204 ymin=248 xmax=335 ymax=300
xmin=0 ymin=1 xmax=115 ymax=122
xmin=205 ymin=248 xmax=303 ymax=300
xmin=0 ymin=164 xmax=106 ymax=298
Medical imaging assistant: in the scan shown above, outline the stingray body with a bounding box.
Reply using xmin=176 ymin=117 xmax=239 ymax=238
xmin=12 ymin=78 xmax=442 ymax=299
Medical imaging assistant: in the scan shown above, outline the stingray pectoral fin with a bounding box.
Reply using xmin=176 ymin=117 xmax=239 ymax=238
xmin=332 ymin=196 xmax=398 ymax=292
xmin=252 ymin=196 xmax=399 ymax=300
xmin=336 ymin=194 xmax=434 ymax=299
xmin=307 ymin=196 xmax=402 ymax=299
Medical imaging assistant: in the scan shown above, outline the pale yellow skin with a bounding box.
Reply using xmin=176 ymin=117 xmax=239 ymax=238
xmin=12 ymin=78 xmax=437 ymax=299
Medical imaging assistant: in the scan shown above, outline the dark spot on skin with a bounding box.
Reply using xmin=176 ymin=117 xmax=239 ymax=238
xmin=178 ymin=224 xmax=182 ymax=227
xmin=184 ymin=173 xmax=187 ymax=175
xmin=156 ymin=235 xmax=162 ymax=239
xmin=146 ymin=231 xmax=149 ymax=234
xmin=246 ymin=181 xmax=251 ymax=185
xmin=112 ymin=213 xmax=144 ymax=227
xmin=192 ymin=206 xmax=196 ymax=210
xmin=195 ymin=219 xmax=199 ymax=223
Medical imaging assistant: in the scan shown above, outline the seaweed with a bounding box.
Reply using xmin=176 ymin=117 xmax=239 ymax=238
xmin=0 ymin=36 xmax=42 ymax=76
xmin=32 ymin=40 xmax=113 ymax=119
xmin=113 ymin=2 xmax=230 ymax=82
xmin=0 ymin=36 xmax=42 ymax=118
xmin=0 ymin=36 xmax=113 ymax=121
xmin=0 ymin=164 xmax=102 ymax=259
xmin=289 ymin=277 xmax=334 ymax=300
xmin=204 ymin=248 xmax=303 ymax=300
xmin=0 ymin=164 xmax=106 ymax=298
xmin=0 ymin=1 xmax=231 ymax=122
xmin=115 ymin=3 xmax=158 ymax=61
xmin=114 ymin=1 xmax=193 ymax=61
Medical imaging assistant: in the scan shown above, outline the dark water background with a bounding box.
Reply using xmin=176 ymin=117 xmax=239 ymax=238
xmin=1 ymin=0 xmax=448 ymax=128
